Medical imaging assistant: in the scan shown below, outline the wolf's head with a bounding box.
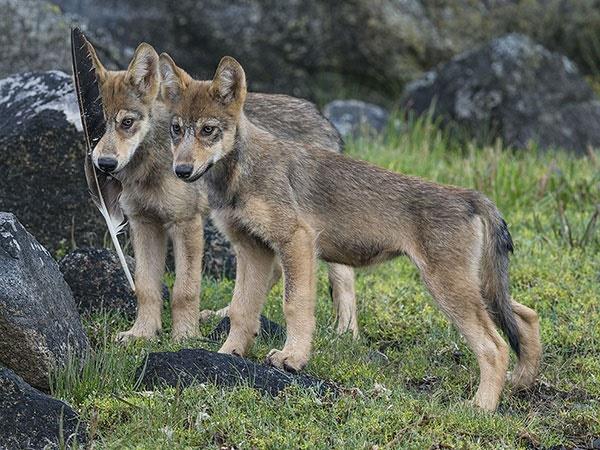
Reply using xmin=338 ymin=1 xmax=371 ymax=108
xmin=159 ymin=54 xmax=247 ymax=182
xmin=86 ymin=41 xmax=160 ymax=173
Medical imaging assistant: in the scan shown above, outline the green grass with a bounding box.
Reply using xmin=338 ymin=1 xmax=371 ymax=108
xmin=52 ymin=114 xmax=600 ymax=449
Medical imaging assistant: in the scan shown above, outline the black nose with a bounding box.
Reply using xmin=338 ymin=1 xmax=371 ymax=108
xmin=97 ymin=157 xmax=118 ymax=172
xmin=175 ymin=164 xmax=194 ymax=179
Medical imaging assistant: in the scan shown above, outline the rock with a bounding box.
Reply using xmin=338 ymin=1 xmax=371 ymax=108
xmin=0 ymin=71 xmax=108 ymax=254
xmin=0 ymin=366 xmax=86 ymax=449
xmin=207 ymin=316 xmax=286 ymax=343
xmin=202 ymin=218 xmax=236 ymax=280
xmin=323 ymin=100 xmax=389 ymax=138
xmin=136 ymin=348 xmax=337 ymax=396
xmin=402 ymin=34 xmax=600 ymax=154
xmin=59 ymin=247 xmax=170 ymax=318
xmin=0 ymin=212 xmax=89 ymax=390
xmin=0 ymin=0 xmax=125 ymax=78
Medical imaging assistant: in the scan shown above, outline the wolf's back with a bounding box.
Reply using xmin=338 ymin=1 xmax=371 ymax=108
xmin=244 ymin=93 xmax=344 ymax=153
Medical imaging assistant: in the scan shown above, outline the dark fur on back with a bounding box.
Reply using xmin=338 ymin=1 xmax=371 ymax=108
xmin=244 ymin=93 xmax=344 ymax=152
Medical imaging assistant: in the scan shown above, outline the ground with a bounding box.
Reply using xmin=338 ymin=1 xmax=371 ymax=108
xmin=52 ymin=114 xmax=600 ymax=449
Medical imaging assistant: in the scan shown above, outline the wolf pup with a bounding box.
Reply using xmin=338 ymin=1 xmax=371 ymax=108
xmin=85 ymin=41 xmax=358 ymax=342
xmin=159 ymin=54 xmax=542 ymax=410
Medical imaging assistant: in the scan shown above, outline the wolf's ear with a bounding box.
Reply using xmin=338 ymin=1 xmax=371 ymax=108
xmin=210 ymin=56 xmax=246 ymax=106
xmin=159 ymin=53 xmax=186 ymax=103
xmin=126 ymin=43 xmax=159 ymax=97
xmin=85 ymin=40 xmax=107 ymax=85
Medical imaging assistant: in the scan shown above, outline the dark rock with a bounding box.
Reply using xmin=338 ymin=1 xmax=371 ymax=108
xmin=0 ymin=212 xmax=89 ymax=390
xmin=0 ymin=71 xmax=107 ymax=254
xmin=323 ymin=100 xmax=389 ymax=138
xmin=0 ymin=366 xmax=86 ymax=449
xmin=59 ymin=247 xmax=170 ymax=318
xmin=402 ymin=33 xmax=600 ymax=154
xmin=202 ymin=218 xmax=236 ymax=280
xmin=207 ymin=316 xmax=286 ymax=343
xmin=136 ymin=348 xmax=337 ymax=396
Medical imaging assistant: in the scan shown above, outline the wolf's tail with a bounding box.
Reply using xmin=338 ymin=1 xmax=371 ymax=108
xmin=478 ymin=198 xmax=520 ymax=357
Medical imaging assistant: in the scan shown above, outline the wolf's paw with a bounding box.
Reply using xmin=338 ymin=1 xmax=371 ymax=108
xmin=115 ymin=324 xmax=160 ymax=343
xmin=265 ymin=348 xmax=308 ymax=373
xmin=218 ymin=340 xmax=245 ymax=357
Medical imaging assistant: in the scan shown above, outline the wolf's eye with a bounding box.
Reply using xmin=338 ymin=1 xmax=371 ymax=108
xmin=121 ymin=117 xmax=134 ymax=129
xmin=171 ymin=123 xmax=182 ymax=136
xmin=201 ymin=125 xmax=214 ymax=136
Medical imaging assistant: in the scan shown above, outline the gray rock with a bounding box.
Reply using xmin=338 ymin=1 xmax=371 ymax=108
xmin=0 ymin=71 xmax=107 ymax=254
xmin=0 ymin=366 xmax=86 ymax=449
xmin=402 ymin=34 xmax=600 ymax=153
xmin=323 ymin=100 xmax=389 ymax=138
xmin=0 ymin=212 xmax=89 ymax=390
xmin=136 ymin=348 xmax=338 ymax=396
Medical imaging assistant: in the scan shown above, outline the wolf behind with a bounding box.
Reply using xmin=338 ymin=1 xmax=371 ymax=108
xmin=84 ymin=41 xmax=359 ymax=342
xmin=159 ymin=54 xmax=542 ymax=411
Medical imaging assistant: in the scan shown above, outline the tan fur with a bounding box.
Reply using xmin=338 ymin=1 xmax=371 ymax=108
xmin=161 ymin=55 xmax=542 ymax=410
xmin=87 ymin=43 xmax=359 ymax=343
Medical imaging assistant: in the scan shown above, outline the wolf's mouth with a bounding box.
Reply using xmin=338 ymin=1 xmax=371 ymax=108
xmin=185 ymin=162 xmax=214 ymax=183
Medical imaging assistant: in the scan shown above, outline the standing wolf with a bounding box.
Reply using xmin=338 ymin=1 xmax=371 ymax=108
xmin=159 ymin=54 xmax=542 ymax=410
xmin=84 ymin=41 xmax=358 ymax=342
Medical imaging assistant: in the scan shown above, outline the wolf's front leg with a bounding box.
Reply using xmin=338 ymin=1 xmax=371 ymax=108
xmin=116 ymin=218 xmax=166 ymax=342
xmin=266 ymin=223 xmax=317 ymax=372
xmin=218 ymin=234 xmax=275 ymax=356
xmin=170 ymin=216 xmax=204 ymax=342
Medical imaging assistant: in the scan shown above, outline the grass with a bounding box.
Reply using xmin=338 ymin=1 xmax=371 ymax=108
xmin=52 ymin=114 xmax=600 ymax=449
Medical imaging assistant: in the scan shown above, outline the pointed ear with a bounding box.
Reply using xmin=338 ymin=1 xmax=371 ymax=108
xmin=126 ymin=43 xmax=159 ymax=97
xmin=85 ymin=39 xmax=107 ymax=85
xmin=159 ymin=53 xmax=188 ymax=103
xmin=210 ymin=56 xmax=246 ymax=106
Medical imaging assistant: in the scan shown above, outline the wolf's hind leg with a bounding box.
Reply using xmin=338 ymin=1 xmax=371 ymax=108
xmin=117 ymin=219 xmax=166 ymax=342
xmin=328 ymin=263 xmax=359 ymax=338
xmin=422 ymin=267 xmax=509 ymax=411
xmin=218 ymin=234 xmax=275 ymax=356
xmin=170 ymin=216 xmax=204 ymax=342
xmin=508 ymin=299 xmax=541 ymax=388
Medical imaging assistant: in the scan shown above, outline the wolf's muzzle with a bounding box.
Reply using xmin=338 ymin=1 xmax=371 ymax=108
xmin=97 ymin=157 xmax=118 ymax=173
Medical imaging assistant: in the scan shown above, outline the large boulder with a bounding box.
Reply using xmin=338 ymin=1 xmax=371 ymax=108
xmin=0 ymin=212 xmax=89 ymax=390
xmin=137 ymin=348 xmax=338 ymax=396
xmin=0 ymin=71 xmax=106 ymax=254
xmin=0 ymin=367 xmax=86 ymax=449
xmin=402 ymin=34 xmax=600 ymax=153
